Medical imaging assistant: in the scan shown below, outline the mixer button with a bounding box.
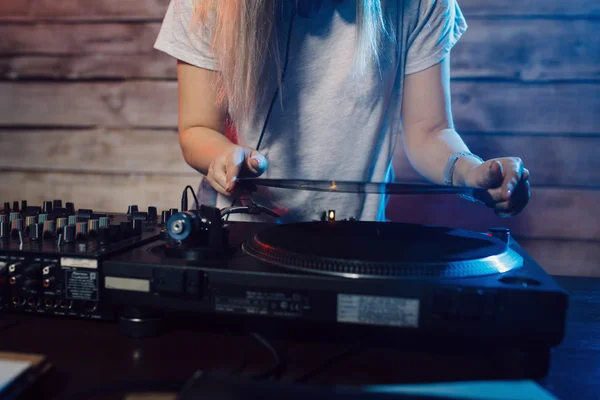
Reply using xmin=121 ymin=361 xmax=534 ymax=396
xmin=76 ymin=222 xmax=88 ymax=240
xmin=99 ymin=217 xmax=111 ymax=228
xmin=161 ymin=210 xmax=171 ymax=225
xmin=9 ymin=212 xmax=20 ymax=222
xmin=53 ymin=200 xmax=62 ymax=209
xmin=20 ymin=200 xmax=27 ymax=212
xmin=25 ymin=215 xmax=37 ymax=231
xmin=88 ymin=219 xmax=99 ymax=235
xmin=11 ymin=218 xmax=24 ymax=235
xmin=68 ymin=215 xmax=78 ymax=226
xmin=3 ymin=202 xmax=10 ymax=214
xmin=12 ymin=201 xmax=19 ymax=213
xmin=65 ymin=202 xmax=75 ymax=215
xmin=0 ymin=214 xmax=6 ymax=223
xmin=38 ymin=214 xmax=49 ymax=223
xmin=98 ymin=227 xmax=111 ymax=245
xmin=43 ymin=220 xmax=56 ymax=238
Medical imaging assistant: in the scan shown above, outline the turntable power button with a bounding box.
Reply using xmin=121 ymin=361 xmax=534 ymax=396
xmin=488 ymin=227 xmax=510 ymax=243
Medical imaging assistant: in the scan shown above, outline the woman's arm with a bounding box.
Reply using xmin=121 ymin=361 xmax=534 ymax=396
xmin=401 ymin=57 xmax=530 ymax=216
xmin=177 ymin=60 xmax=267 ymax=195
xmin=177 ymin=60 xmax=233 ymax=176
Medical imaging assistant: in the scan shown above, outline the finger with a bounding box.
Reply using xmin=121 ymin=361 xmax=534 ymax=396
xmin=225 ymin=147 xmax=246 ymax=192
xmin=495 ymin=180 xmax=530 ymax=216
xmin=522 ymin=168 xmax=530 ymax=181
xmin=473 ymin=160 xmax=504 ymax=189
xmin=501 ymin=158 xmax=524 ymax=200
xmin=244 ymin=150 xmax=268 ymax=176
xmin=209 ymin=161 xmax=230 ymax=195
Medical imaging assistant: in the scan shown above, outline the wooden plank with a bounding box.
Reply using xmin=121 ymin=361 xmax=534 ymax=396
xmin=452 ymin=19 xmax=600 ymax=81
xmin=2 ymin=19 xmax=599 ymax=82
xmin=519 ymin=239 xmax=600 ymax=277
xmin=1 ymin=129 xmax=598 ymax=188
xmin=393 ymin=134 xmax=600 ymax=188
xmin=0 ymin=23 xmax=161 ymax=55
xmin=0 ymin=129 xmax=196 ymax=175
xmin=0 ymin=0 xmax=169 ymax=21
xmin=0 ymin=82 xmax=598 ymax=134
xmin=0 ymin=82 xmax=178 ymax=128
xmin=386 ymin=187 xmax=600 ymax=241
xmin=458 ymin=0 xmax=600 ymax=17
xmin=0 ymin=171 xmax=199 ymax=214
xmin=0 ymin=54 xmax=176 ymax=80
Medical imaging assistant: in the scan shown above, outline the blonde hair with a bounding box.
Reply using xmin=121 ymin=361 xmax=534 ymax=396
xmin=194 ymin=0 xmax=390 ymax=130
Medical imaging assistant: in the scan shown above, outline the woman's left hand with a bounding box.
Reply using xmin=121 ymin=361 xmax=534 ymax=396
xmin=461 ymin=157 xmax=531 ymax=218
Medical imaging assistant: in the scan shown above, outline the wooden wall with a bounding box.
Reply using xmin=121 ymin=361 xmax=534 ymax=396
xmin=0 ymin=0 xmax=598 ymax=276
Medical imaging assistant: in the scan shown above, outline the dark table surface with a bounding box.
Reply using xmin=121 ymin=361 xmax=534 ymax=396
xmin=0 ymin=275 xmax=598 ymax=400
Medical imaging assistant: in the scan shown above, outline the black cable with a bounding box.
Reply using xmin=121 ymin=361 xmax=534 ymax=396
xmin=255 ymin=6 xmax=297 ymax=152
xmin=181 ymin=185 xmax=200 ymax=212
xmin=293 ymin=341 xmax=364 ymax=384
xmin=248 ymin=332 xmax=287 ymax=381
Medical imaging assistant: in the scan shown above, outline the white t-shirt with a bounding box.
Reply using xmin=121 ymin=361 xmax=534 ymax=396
xmin=155 ymin=0 xmax=467 ymax=222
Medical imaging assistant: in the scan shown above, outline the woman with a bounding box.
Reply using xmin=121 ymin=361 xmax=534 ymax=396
xmin=155 ymin=0 xmax=530 ymax=222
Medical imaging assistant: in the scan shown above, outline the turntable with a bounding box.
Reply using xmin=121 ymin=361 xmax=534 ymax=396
xmin=102 ymin=180 xmax=568 ymax=356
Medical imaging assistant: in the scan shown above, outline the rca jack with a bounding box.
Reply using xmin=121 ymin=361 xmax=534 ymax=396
xmin=12 ymin=296 xmax=24 ymax=306
xmin=59 ymin=300 xmax=72 ymax=310
xmin=44 ymin=298 xmax=56 ymax=309
xmin=27 ymin=297 xmax=40 ymax=308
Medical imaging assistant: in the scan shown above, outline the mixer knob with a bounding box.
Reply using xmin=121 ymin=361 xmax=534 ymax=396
xmin=88 ymin=219 xmax=99 ymax=236
xmin=63 ymin=225 xmax=76 ymax=243
xmin=66 ymin=202 xmax=75 ymax=215
xmin=25 ymin=215 xmax=37 ymax=231
xmin=0 ymin=214 xmax=6 ymax=223
xmin=0 ymin=221 xmax=9 ymax=240
xmin=43 ymin=220 xmax=56 ymax=238
xmin=21 ymin=200 xmax=27 ymax=212
xmin=147 ymin=206 xmax=158 ymax=222
xmin=99 ymin=217 xmax=110 ymax=228
xmin=127 ymin=205 xmax=139 ymax=215
xmin=76 ymin=222 xmax=88 ymax=240
xmin=68 ymin=215 xmax=78 ymax=225
xmin=11 ymin=219 xmax=24 ymax=235
xmin=38 ymin=214 xmax=49 ymax=223
xmin=97 ymin=227 xmax=111 ymax=245
xmin=43 ymin=201 xmax=53 ymax=214
xmin=161 ymin=210 xmax=171 ymax=225
xmin=9 ymin=212 xmax=20 ymax=222
xmin=169 ymin=208 xmax=179 ymax=215
xmin=53 ymin=200 xmax=63 ymax=209
xmin=12 ymin=201 xmax=19 ymax=213
xmin=132 ymin=219 xmax=143 ymax=236
xmin=30 ymin=223 xmax=43 ymax=241
xmin=3 ymin=202 xmax=10 ymax=214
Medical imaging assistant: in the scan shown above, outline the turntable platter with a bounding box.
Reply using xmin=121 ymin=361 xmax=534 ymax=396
xmin=242 ymin=222 xmax=523 ymax=279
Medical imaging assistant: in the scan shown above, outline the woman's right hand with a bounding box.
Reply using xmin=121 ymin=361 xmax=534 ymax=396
xmin=205 ymin=145 xmax=268 ymax=196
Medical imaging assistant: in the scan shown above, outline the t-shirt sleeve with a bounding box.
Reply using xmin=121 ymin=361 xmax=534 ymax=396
xmin=405 ymin=0 xmax=467 ymax=75
xmin=154 ymin=0 xmax=218 ymax=71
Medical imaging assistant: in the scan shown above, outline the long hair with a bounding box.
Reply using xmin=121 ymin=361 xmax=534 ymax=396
xmin=194 ymin=0 xmax=389 ymax=130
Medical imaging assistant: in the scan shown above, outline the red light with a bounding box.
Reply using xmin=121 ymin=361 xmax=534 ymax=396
xmin=487 ymin=233 xmax=493 ymax=237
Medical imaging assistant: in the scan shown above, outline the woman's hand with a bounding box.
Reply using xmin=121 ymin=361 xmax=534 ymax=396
xmin=205 ymin=145 xmax=268 ymax=196
xmin=459 ymin=157 xmax=530 ymax=218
